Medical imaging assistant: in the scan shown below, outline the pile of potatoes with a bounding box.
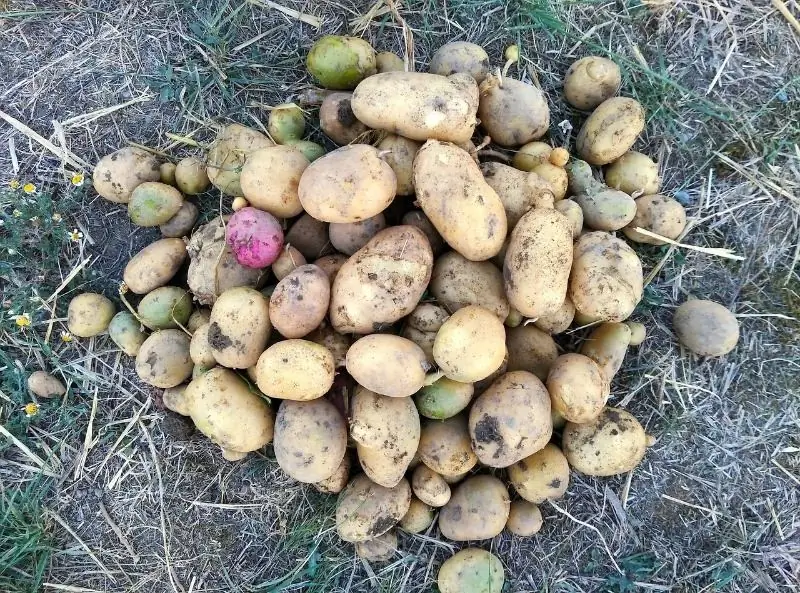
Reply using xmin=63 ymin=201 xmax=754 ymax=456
xmin=60 ymin=35 xmax=742 ymax=586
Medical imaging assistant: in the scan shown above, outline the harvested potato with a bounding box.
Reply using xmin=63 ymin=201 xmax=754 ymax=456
xmin=429 ymin=41 xmax=490 ymax=82
xmin=569 ymin=232 xmax=643 ymax=322
xmin=108 ymin=312 xmax=147 ymax=356
xmin=329 ymin=213 xmax=386 ymax=255
xmin=579 ymin=322 xmax=633 ymax=380
xmin=505 ymin=308 xmax=523 ymax=327
xmin=124 ymin=238 xmax=187 ymax=295
xmin=232 ymin=197 xmax=249 ymax=211
xmin=207 ymin=287 xmax=270 ymax=368
xmin=481 ymin=162 xmax=556 ymax=227
xmin=562 ymin=407 xmax=648 ymax=476
xmin=352 ymin=72 xmax=479 ymax=143
xmin=159 ymin=162 xmax=176 ymax=185
xmin=330 ymin=226 xmax=433 ymax=334
xmin=442 ymin=471 xmax=470 ymax=485
xmin=626 ymin=321 xmax=647 ymax=346
xmin=407 ymin=303 xmax=449 ymax=332
xmin=67 ymin=293 xmax=115 ymax=337
xmin=160 ymin=201 xmax=198 ymax=238
xmin=401 ymin=210 xmax=446 ymax=255
xmin=623 ymin=194 xmax=687 ymax=244
xmin=187 ymin=308 xmax=211 ymax=332
xmin=306 ymin=322 xmax=350 ymax=368
xmin=438 ymin=548 xmax=504 ymax=593
xmin=226 ymin=207 xmax=284 ymax=269
xmin=93 ymin=147 xmax=160 ymax=203
xmin=128 ymin=182 xmax=183 ymax=227
xmin=272 ymin=245 xmax=306 ymax=281
xmin=430 ymin=251 xmax=508 ymax=321
xmin=418 ymin=415 xmax=477 ymax=477
xmin=335 ymin=474 xmax=411 ymax=542
xmin=505 ymin=324 xmax=558 ymax=380
xmin=469 ymin=370 xmax=552 ymax=467
xmin=411 ymin=465 xmax=451 ymax=507
xmin=414 ymin=141 xmax=506 ymax=261
xmin=355 ymin=530 xmax=396 ymax=562
xmin=401 ymin=326 xmax=436 ymax=365
xmin=267 ymin=103 xmax=305 ymax=144
xmin=399 ymin=498 xmax=433 ymax=533
xmin=346 ymin=334 xmax=429 ymax=397
xmin=547 ymin=353 xmax=609 ymax=423
xmin=314 ymin=454 xmax=351 ymax=494
xmin=256 ymin=340 xmax=334 ymax=400
xmin=605 ymin=151 xmax=660 ymax=196
xmin=135 ymin=330 xmax=193 ymax=388
xmin=312 ymin=254 xmax=347 ymax=285
xmin=434 ymin=305 xmax=506 ymax=383
xmin=189 ymin=323 xmax=216 ymax=368
xmin=137 ymin=286 xmax=191 ymax=331
xmin=439 ymin=475 xmax=510 ymax=541
xmin=298 ymin=144 xmax=396 ymax=223
xmin=175 ymin=157 xmax=210 ymax=195
xmin=513 ymin=141 xmax=552 ymax=171
xmin=239 ymin=146 xmax=309 ymax=218
xmin=478 ymin=74 xmax=550 ymax=147
xmin=285 ymin=139 xmax=325 ymax=162
xmin=269 ymin=265 xmax=330 ymax=339
xmin=506 ymin=501 xmax=543 ymax=536
xmin=206 ymin=123 xmax=274 ymax=195
xmin=555 ymin=199 xmax=584 ymax=238
xmin=286 ymin=214 xmax=331 ymax=260
xmin=534 ymin=297 xmax=576 ymax=335
xmin=274 ymin=398 xmax=347 ymax=483
xmin=564 ymin=56 xmax=621 ymax=110
xmin=414 ymin=377 xmax=473 ymax=420
xmin=377 ymin=134 xmax=421 ymax=196
xmin=567 ymin=159 xmax=637 ymax=231
xmin=162 ymin=384 xmax=190 ymax=416
xmin=531 ymin=162 xmax=568 ymax=200
xmin=27 ymin=371 xmax=65 ymax=399
xmin=576 ymin=97 xmax=645 ymax=165
xmin=549 ymin=147 xmax=570 ymax=167
xmin=319 ymin=92 xmax=371 ymax=145
xmin=306 ymin=35 xmax=376 ymax=90
xmin=376 ymin=51 xmax=404 ymax=73
xmin=673 ymin=299 xmax=739 ymax=356
xmin=508 ymin=443 xmax=570 ymax=503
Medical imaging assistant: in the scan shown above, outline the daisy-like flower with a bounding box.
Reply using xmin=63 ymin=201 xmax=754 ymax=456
xmin=9 ymin=179 xmax=21 ymax=189
xmin=52 ymin=212 xmax=63 ymax=222
xmin=13 ymin=312 xmax=32 ymax=328
xmin=71 ymin=172 xmax=85 ymax=186
xmin=68 ymin=228 xmax=83 ymax=242
xmin=61 ymin=331 xmax=73 ymax=343
xmin=22 ymin=183 xmax=36 ymax=194
xmin=12 ymin=209 xmax=22 ymax=217
xmin=24 ymin=402 xmax=40 ymax=418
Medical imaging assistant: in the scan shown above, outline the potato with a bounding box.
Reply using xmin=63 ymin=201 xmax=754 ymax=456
xmin=438 ymin=548 xmax=504 ymax=593
xmin=306 ymin=322 xmax=350 ymax=368
xmin=93 ymin=147 xmax=160 ymax=203
xmin=533 ymin=297 xmax=575 ymax=335
xmin=442 ymin=471 xmax=470 ymax=485
xmin=67 ymin=293 xmax=115 ymax=337
xmin=411 ymin=465 xmax=451 ymax=507
xmin=567 ymin=159 xmax=637 ymax=231
xmin=414 ymin=141 xmax=507 ymax=261
xmin=298 ymin=145 xmax=396 ymax=223
xmin=256 ymin=340 xmax=334 ymax=400
xmin=562 ymin=407 xmax=648 ymax=476
xmin=186 ymin=367 xmax=274 ymax=458
xmin=468 ymin=371 xmax=552 ymax=467
xmin=284 ymin=139 xmax=325 ymax=163
xmin=267 ymin=103 xmax=305 ymax=144
xmin=314 ymin=454 xmax=351 ymax=494
xmin=576 ymin=97 xmax=645 ymax=165
xmin=274 ymin=398 xmax=347 ymax=483
xmin=312 ymin=254 xmax=347 ymax=285
xmin=135 ymin=330 xmax=193 ymax=388
xmin=579 ymin=322 xmax=633 ymax=380
xmin=355 ymin=530 xmax=396 ymax=562
xmin=478 ymin=74 xmax=550 ymax=147
xmin=124 ymin=238 xmax=187 ymax=295
xmin=673 ymin=299 xmax=739 ymax=356
xmin=376 ymin=51 xmax=404 ymax=73
xmin=226 ymin=206 xmax=284 ymax=269
xmin=401 ymin=210 xmax=446 ymax=255
xmin=504 ymin=208 xmax=573 ymax=318
xmin=137 ymin=286 xmax=191 ymax=331
xmin=329 ymin=213 xmax=386 ymax=256
xmin=430 ymin=251 xmax=508 ymax=321
xmin=271 ymin=245 xmax=306 ymax=281
xmin=564 ymin=56 xmax=622 ymax=110
xmin=346 ymin=335 xmax=429 ymax=397
xmin=429 ymin=41 xmax=490 ymax=82
xmin=506 ymin=501 xmax=543 ymax=536
xmin=418 ymin=415 xmax=477 ymax=477
xmin=127 ymin=182 xmax=183 ymax=227
xmin=508 ymin=443 xmax=570 ymax=503
xmin=205 ymin=287 xmax=269 ymax=369
xmin=401 ymin=326 xmax=436 ymax=365
xmin=546 ymin=353 xmax=609 ymax=423
xmin=481 ymin=162 xmax=556 ymax=226
xmin=187 ymin=308 xmax=211 ymax=333
xmin=555 ymin=199 xmax=583 ymax=238
xmin=206 ymin=123 xmax=274 ymax=195
xmin=414 ymin=376 xmax=473 ymax=420
xmin=239 ymin=146 xmax=309 ymax=218
xmin=433 ymin=305 xmax=506 ymax=383
xmin=319 ymin=92 xmax=371 ymax=145
xmin=407 ymin=303 xmax=448 ymax=332
xmin=399 ymin=498 xmax=433 ymax=533
xmin=189 ymin=323 xmax=216 ymax=368
xmin=473 ymin=354 xmax=509 ymax=396
xmin=623 ymin=194 xmax=687 ymax=244
xmin=513 ymin=142 xmax=552 ymax=172
xmin=159 ymin=162 xmax=176 ymax=185
xmin=108 ymin=311 xmax=147 ymax=356
xmin=335 ymin=474 xmax=411 ymax=542
xmin=626 ymin=321 xmax=647 ymax=346
xmin=550 ymin=147 xmax=571 ymax=168
xmin=286 ymin=214 xmax=331 ymax=260
xmin=27 ymin=371 xmax=65 ymax=399
xmin=505 ymin=324 xmax=558 ymax=380
xmin=531 ymin=162 xmax=568 ymax=201
xmin=605 ymin=151 xmax=660 ymax=196
xmin=268 ymin=265 xmax=330 ymax=339
xmin=439 ymin=475 xmax=510 ymax=540
xmin=306 ymin=35 xmax=376 ymax=90
xmin=330 ymin=226 xmax=433 ymax=334
xmin=162 ymin=384 xmax=190 ymax=416
xmin=377 ymin=134 xmax=421 ymax=196
xmin=352 ymin=72 xmax=479 ymax=143
xmin=160 ymin=201 xmax=198 ymax=238
xmin=175 ymin=157 xmax=210 ymax=195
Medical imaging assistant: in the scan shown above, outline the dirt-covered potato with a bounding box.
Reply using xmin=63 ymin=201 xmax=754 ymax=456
xmin=673 ymin=299 xmax=739 ymax=356
xmin=506 ymin=501 xmax=543 ymax=536
xmin=438 ymin=548 xmax=504 ymax=593
xmin=187 ymin=308 xmax=211 ymax=332
xmin=605 ymin=151 xmax=660 ymax=196
xmin=128 ymin=182 xmax=183 ymax=227
xmin=430 ymin=251 xmax=508 ymax=320
xmin=312 ymin=254 xmax=347 ymax=285
xmin=513 ymin=141 xmax=552 ymax=171
xmin=434 ymin=305 xmax=506 ymax=383
xmin=481 ymin=162 xmax=556 ymax=226
xmin=329 ymin=213 xmax=386 ymax=256
xmin=160 ymin=201 xmax=198 ymax=238
xmin=108 ymin=311 xmax=147 ymax=356
xmin=355 ymin=530 xmax=396 ymax=562
xmin=429 ymin=41 xmax=490 ymax=82
xmin=555 ymin=199 xmax=584 ymax=238
xmin=274 ymin=398 xmax=347 ymax=483
xmin=330 ymin=226 xmax=433 ymax=334
xmin=505 ymin=324 xmax=558 ymax=381
xmin=271 ymin=245 xmax=306 ymax=281
xmin=269 ymin=265 xmax=330 ymax=339
xmin=442 ymin=471 xmax=470 ymax=485
xmin=175 ymin=157 xmax=210 ymax=195
xmin=562 ymin=407 xmax=648 ymax=476
xmin=267 ymin=103 xmax=305 ymax=144
xmin=346 ymin=335 xmax=429 ymax=397
xmin=418 ymin=415 xmax=478 ymax=477
xmin=239 ymin=146 xmax=309 ymax=218
xmin=401 ymin=210 xmax=446 ymax=255
xmin=314 ymin=454 xmax=351 ymax=494
xmin=207 ymin=287 xmax=270 ymax=368
xmin=135 ymin=329 xmax=193 ymax=388
xmin=478 ymin=74 xmax=550 ymax=147
xmin=377 ymin=134 xmax=421 ymax=196
xmin=27 ymin=371 xmax=65 ymax=399
xmin=564 ymin=56 xmax=622 ymax=110
xmin=534 ymin=297 xmax=576 ymax=335
xmin=439 ymin=475 xmax=510 ymax=540
xmin=206 ymin=123 xmax=274 ymax=195
xmin=469 ymin=371 xmax=552 ymax=467
xmin=508 ymin=443 xmax=570 ymax=503
xmin=567 ymin=159 xmax=637 ymax=231
xmin=352 ymin=72 xmax=479 ymax=143
xmin=401 ymin=326 xmax=436 ymax=365
xmin=94 ymin=147 xmax=160 ymax=203
xmin=162 ymin=384 xmax=190 ymax=416
xmin=623 ymin=194 xmax=687 ymax=244
xmin=411 ymin=465 xmax=451 ymax=507
xmin=319 ymin=92 xmax=371 ymax=145
xmin=569 ymin=232 xmax=643 ymax=322
xmin=335 ymin=474 xmax=411 ymax=542
xmin=546 ymin=353 xmax=609 ymax=423
xmin=414 ymin=377 xmax=473 ymax=420
xmin=580 ymin=322 xmax=633 ymax=380
xmin=137 ymin=286 xmax=191 ymax=331
xmin=531 ymin=162 xmax=568 ymax=201
xmin=256 ymin=340 xmax=334 ymax=401
xmin=186 ymin=367 xmax=274 ymax=458
xmin=161 ymin=161 xmax=176 ymax=185
xmin=67 ymin=293 xmax=115 ymax=337
xmin=399 ymin=498 xmax=434 ymax=533
xmin=306 ymin=35 xmax=376 ymax=90
xmin=124 ymin=238 xmax=187 ymax=295
xmin=306 ymin=322 xmax=350 ymax=368
xmin=376 ymin=51 xmax=404 ymax=73
xmin=188 ymin=324 xmax=215 ymax=375
xmin=576 ymin=97 xmax=645 ymax=165
xmin=286 ymin=214 xmax=331 ymax=260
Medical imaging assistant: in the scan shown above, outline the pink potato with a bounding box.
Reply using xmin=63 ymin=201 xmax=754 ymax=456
xmin=226 ymin=207 xmax=284 ymax=269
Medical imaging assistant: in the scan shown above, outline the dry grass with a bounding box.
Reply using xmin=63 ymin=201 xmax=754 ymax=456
xmin=1 ymin=0 xmax=799 ymax=592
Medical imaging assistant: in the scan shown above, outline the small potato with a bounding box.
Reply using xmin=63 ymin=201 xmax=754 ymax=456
xmin=546 ymin=353 xmax=609 ymax=423
xmin=513 ymin=142 xmax=552 ymax=172
xmin=562 ymin=407 xmax=648 ymax=476
xmin=160 ymin=201 xmax=198 ymax=238
xmin=239 ymin=146 xmax=309 ymax=218
xmin=256 ymin=340 xmax=334 ymax=401
xmin=298 ymin=144 xmax=396 ymax=223
xmin=27 ymin=371 xmax=65 ymax=399
xmin=189 ymin=323 xmax=216 ymax=368
xmin=623 ymin=194 xmax=687 ymax=245
xmin=93 ymin=147 xmax=160 ymax=203
xmin=319 ymin=92 xmax=371 ymax=145
xmin=626 ymin=321 xmax=647 ymax=346
xmin=399 ymin=498 xmax=433 ymax=533
xmin=135 ymin=329 xmax=193 ymax=388
xmin=335 ymin=474 xmax=411 ymax=542
xmin=505 ymin=308 xmax=523 ymax=328
xmin=605 ymin=151 xmax=660 ymax=196
xmin=414 ymin=376 xmax=473 ymax=420
xmin=564 ymin=56 xmax=622 ymax=110
xmin=438 ymin=548 xmax=504 ymax=593
xmin=122 ymin=237 xmax=187 ymax=295
xmin=439 ymin=475 xmax=510 ymax=541
xmin=508 ymin=443 xmax=570 ymax=503
xmin=108 ymin=312 xmax=147 ymax=356
xmin=312 ymin=254 xmax=347 ymax=285
xmin=286 ymin=214 xmax=331 ymax=260
xmin=481 ymin=162 xmax=556 ymax=228
xmin=568 ymin=160 xmax=637 ymax=231
xmin=314 ymin=454 xmax=351 ymax=494
xmin=271 ymin=245 xmax=306 ymax=281
xmin=306 ymin=35 xmax=376 ymax=90
xmin=505 ymin=325 xmax=558 ymax=381
xmin=187 ymin=309 xmax=211 ymax=333
xmin=206 ymin=123 xmax=274 ymax=196
xmin=549 ymin=147 xmax=570 ymax=167
xmin=401 ymin=326 xmax=436 ymax=365
xmin=673 ymin=300 xmax=739 ymax=356
xmin=175 ymin=157 xmax=210 ymax=195
xmin=534 ymin=297 xmax=576 ymax=335
xmin=209 ymin=287 xmax=271 ymax=368
xmin=429 ymin=41 xmax=490 ymax=83
xmin=506 ymin=501 xmax=543 ymax=536
xmin=579 ymin=322 xmax=632 ymax=380
xmin=162 ymin=384 xmax=190 ymax=416
xmin=269 ymin=265 xmax=330 ymax=339
xmin=346 ymin=335 xmax=429 ymax=397
xmin=137 ymin=286 xmax=192 ymax=330
xmin=376 ymin=51 xmax=405 ymax=73
xmin=285 ymin=139 xmax=325 ymax=162
xmin=411 ymin=465 xmax=451 ymax=507
xmin=306 ymin=322 xmax=350 ymax=368
xmin=531 ymin=163 xmax=568 ymax=201
xmin=430 ymin=251 xmax=509 ymax=321
xmin=355 ymin=530 xmax=396 ymax=562
xmin=68 ymin=293 xmax=115 ymax=337
xmin=267 ymin=103 xmax=305 ymax=144
xmin=377 ymin=134 xmax=421 ymax=196
xmin=442 ymin=471 xmax=470 ymax=485
xmin=329 ymin=213 xmax=386 ymax=255
xmin=401 ymin=210 xmax=446 ymax=255
xmin=433 ymin=305 xmax=506 ymax=383
xmin=128 ymin=182 xmax=183 ymax=227
xmin=418 ymin=415 xmax=477 ymax=477
xmin=478 ymin=74 xmax=550 ymax=147
xmin=555 ymin=200 xmax=583 ymax=239
xmin=160 ymin=162 xmax=176 ymax=185
xmin=576 ymin=97 xmax=645 ymax=165
xmin=408 ymin=303 xmax=450 ymax=332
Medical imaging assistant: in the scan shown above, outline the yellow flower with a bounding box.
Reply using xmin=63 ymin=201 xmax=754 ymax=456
xmin=24 ymin=402 xmax=40 ymax=418
xmin=61 ymin=331 xmax=73 ymax=343
xmin=9 ymin=179 xmax=21 ymax=189
xmin=52 ymin=213 xmax=63 ymax=222
xmin=70 ymin=172 xmax=85 ymax=186
xmin=68 ymin=228 xmax=83 ymax=242
xmin=12 ymin=209 xmax=22 ymax=217
xmin=13 ymin=313 xmax=32 ymax=328
xmin=22 ymin=183 xmax=36 ymax=194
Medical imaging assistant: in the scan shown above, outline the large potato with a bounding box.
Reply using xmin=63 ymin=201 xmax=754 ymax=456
xmin=414 ymin=376 xmax=473 ymax=420
xmin=478 ymin=74 xmax=550 ymax=147
xmin=418 ymin=415 xmax=477 ymax=477
xmin=401 ymin=210 xmax=446 ymax=255
xmin=330 ymin=226 xmax=433 ymax=334
xmin=438 ymin=549 xmax=504 ymax=593
xmin=335 ymin=474 xmax=411 ymax=542
xmin=562 ymin=407 xmax=648 ymax=476
xmin=346 ymin=334 xmax=429 ymax=397
xmin=623 ymin=194 xmax=687 ymax=244
xmin=274 ymin=398 xmax=347 ymax=483
xmin=285 ymin=214 xmax=331 ymax=260
xmin=579 ymin=322 xmax=632 ymax=380
xmin=567 ymin=159 xmax=637 ymax=231
xmin=564 ymin=56 xmax=622 ymax=110
xmin=481 ymin=162 xmax=556 ymax=227
xmin=576 ymin=97 xmax=645 ymax=165
xmin=128 ymin=182 xmax=183 ymax=227
xmin=411 ymin=465 xmax=451 ymax=507
xmin=67 ymin=293 xmax=115 ymax=337
xmin=505 ymin=324 xmax=558 ymax=381
xmin=269 ymin=265 xmax=330 ymax=339
xmin=468 ymin=371 xmax=552 ymax=467
xmin=93 ymin=147 xmax=160 ymax=203
xmin=255 ymin=340 xmax=334 ymax=400
xmin=298 ymin=144 xmax=396 ymax=223
xmin=328 ymin=213 xmax=386 ymax=256
xmin=135 ymin=329 xmax=193 ymax=388
xmin=123 ymin=238 xmax=187 ymax=295
xmin=504 ymin=208 xmax=573 ymax=318
xmin=306 ymin=322 xmax=350 ymax=368
xmin=605 ymin=151 xmax=660 ymax=196
xmin=546 ymin=353 xmax=609 ymax=423
xmin=208 ymin=287 xmax=270 ymax=368
xmin=506 ymin=501 xmax=543 ymax=536
xmin=108 ymin=312 xmax=147 ymax=356
xmin=430 ymin=251 xmax=509 ymax=321
xmin=673 ymin=299 xmax=739 ymax=356
xmin=239 ymin=146 xmax=309 ymax=218
xmin=534 ymin=297 xmax=576 ymax=335
xmin=376 ymin=134 xmax=421 ymax=196
xmin=429 ymin=41 xmax=490 ymax=82
xmin=439 ymin=475 xmax=510 ymax=541
xmin=206 ymin=123 xmax=274 ymax=195
xmin=414 ymin=141 xmax=507 ymax=261
xmin=306 ymin=35 xmax=376 ymax=90
xmin=433 ymin=305 xmax=506 ymax=383
xmin=319 ymin=92 xmax=371 ymax=145
xmin=570 ymin=232 xmax=643 ymax=322
xmin=508 ymin=443 xmax=570 ymax=503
